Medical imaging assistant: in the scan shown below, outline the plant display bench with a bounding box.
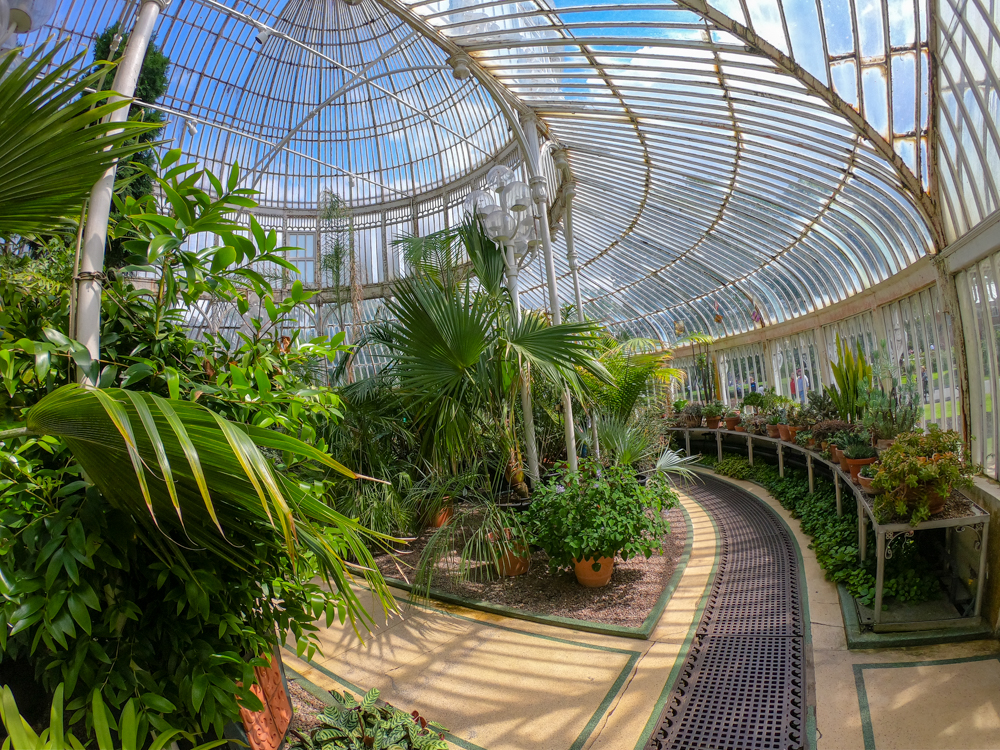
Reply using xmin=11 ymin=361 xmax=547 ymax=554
xmin=855 ymin=491 xmax=990 ymax=633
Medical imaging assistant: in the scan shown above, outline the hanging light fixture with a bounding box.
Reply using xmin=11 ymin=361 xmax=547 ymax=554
xmin=6 ymin=0 xmax=54 ymax=33
xmin=482 ymin=207 xmax=517 ymax=243
xmin=486 ymin=165 xmax=515 ymax=194
xmin=463 ymin=189 xmax=497 ymax=218
xmin=501 ymin=180 xmax=531 ymax=213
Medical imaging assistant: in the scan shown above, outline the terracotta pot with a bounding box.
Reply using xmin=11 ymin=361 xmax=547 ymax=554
xmin=858 ymin=475 xmax=875 ymax=493
xmin=777 ymin=424 xmax=791 ymax=441
xmin=573 ymin=556 xmax=614 ymax=587
xmin=496 ymin=545 xmax=530 ymax=577
xmin=724 ymin=416 xmax=741 ymax=430
xmin=903 ymin=485 xmax=950 ymax=515
xmin=807 ymin=439 xmax=817 ymax=449
xmin=845 ymin=456 xmax=877 ymax=482
xmin=734 ymin=425 xmax=747 ymax=433
xmin=820 ymin=441 xmax=829 ymax=451
xmin=705 ymin=416 xmax=721 ymax=429
xmin=787 ymin=426 xmax=799 ymax=443
xmin=430 ymin=505 xmax=453 ymax=528
xmin=766 ymin=424 xmax=781 ymax=438
xmin=684 ymin=415 xmax=703 ymax=428
xmin=838 ymin=451 xmax=850 ymax=472
xmin=828 ymin=445 xmax=840 ymax=462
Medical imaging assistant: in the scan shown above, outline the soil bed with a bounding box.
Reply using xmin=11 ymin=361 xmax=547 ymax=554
xmin=372 ymin=506 xmax=687 ymax=629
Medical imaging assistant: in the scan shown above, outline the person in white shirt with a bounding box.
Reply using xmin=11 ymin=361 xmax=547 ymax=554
xmin=794 ymin=368 xmax=809 ymax=405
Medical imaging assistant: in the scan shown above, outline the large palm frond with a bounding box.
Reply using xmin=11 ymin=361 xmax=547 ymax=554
xmin=0 ymin=45 xmax=158 ymax=237
xmin=23 ymin=385 xmax=394 ymax=626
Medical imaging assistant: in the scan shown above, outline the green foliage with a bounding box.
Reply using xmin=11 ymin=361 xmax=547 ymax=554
xmin=0 ymin=45 xmax=158 ymax=237
xmin=524 ymin=462 xmax=675 ymax=570
xmin=702 ymin=401 xmax=724 ymax=419
xmin=871 ymin=425 xmax=978 ymax=501
xmin=681 ymin=403 xmax=702 ymax=419
xmin=596 ymin=416 xmax=658 ymax=469
xmin=711 ymin=457 xmax=940 ymax=607
xmin=582 ymin=335 xmax=680 ymax=423
xmin=826 ymin=333 xmax=872 ymax=423
xmin=0 ymin=683 xmax=227 ymax=750
xmin=843 ymin=442 xmax=877 ymax=459
xmin=794 ymin=430 xmax=813 ymax=446
xmin=800 ymin=389 xmax=839 ymax=424
xmin=859 ymin=378 xmax=921 ymax=442
xmin=287 ymin=688 xmax=448 ymax=750
xmin=810 ymin=420 xmax=852 ymax=443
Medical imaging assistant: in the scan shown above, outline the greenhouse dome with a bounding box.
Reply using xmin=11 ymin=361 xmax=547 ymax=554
xmin=2 ymin=0 xmax=1000 ymax=747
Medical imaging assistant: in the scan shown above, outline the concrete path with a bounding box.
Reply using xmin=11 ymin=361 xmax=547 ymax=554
xmin=285 ymin=480 xmax=1000 ymax=750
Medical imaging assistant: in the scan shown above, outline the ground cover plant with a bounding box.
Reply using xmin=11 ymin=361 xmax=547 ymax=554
xmin=707 ymin=457 xmax=940 ymax=608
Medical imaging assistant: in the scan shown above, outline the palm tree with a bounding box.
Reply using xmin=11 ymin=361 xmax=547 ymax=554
xmin=3 ymin=384 xmax=395 ymax=627
xmin=0 ymin=45 xmax=156 ymax=237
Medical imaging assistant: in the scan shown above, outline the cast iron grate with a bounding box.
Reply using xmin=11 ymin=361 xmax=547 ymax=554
xmin=645 ymin=476 xmax=806 ymax=750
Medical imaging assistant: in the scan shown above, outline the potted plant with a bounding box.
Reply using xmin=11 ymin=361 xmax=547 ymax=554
xmin=524 ymin=462 xmax=675 ymax=588
xmin=871 ymin=426 xmax=979 ymax=517
xmin=703 ymin=401 xmax=724 ymax=429
xmin=766 ymin=414 xmax=782 ymax=438
xmin=843 ymin=441 xmax=878 ymax=483
xmin=488 ymin=527 xmax=530 ymax=577
xmin=860 ymin=378 xmax=921 ymax=452
xmin=812 ymin=419 xmax=852 ymax=450
xmin=682 ymin=402 xmax=704 ymax=428
xmin=858 ymin=463 xmax=877 ymax=493
xmin=795 ymin=430 xmax=815 ymax=450
xmin=776 ymin=408 xmax=792 ymax=441
xmin=724 ymin=408 xmax=741 ymax=430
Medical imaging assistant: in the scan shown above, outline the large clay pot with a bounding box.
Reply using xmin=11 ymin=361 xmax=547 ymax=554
xmin=777 ymin=424 xmax=791 ymax=441
xmin=846 ymin=457 xmax=877 ymax=483
xmin=858 ymin=475 xmax=875 ymax=494
xmin=573 ymin=556 xmax=614 ymax=587
xmin=724 ymin=416 xmax=741 ymax=430
xmin=684 ymin=415 xmax=703 ymax=428
xmin=904 ymin=485 xmax=950 ymax=515
xmin=705 ymin=417 xmax=721 ymax=429
xmin=787 ymin=426 xmax=799 ymax=443
xmin=496 ymin=545 xmax=530 ymax=577
xmin=838 ymin=451 xmax=850 ymax=472
xmin=766 ymin=424 xmax=781 ymax=438
xmin=430 ymin=504 xmax=453 ymax=528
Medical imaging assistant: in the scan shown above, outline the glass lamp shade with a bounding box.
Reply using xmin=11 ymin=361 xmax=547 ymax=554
xmin=513 ymin=215 xmax=534 ymax=244
xmin=483 ymin=208 xmax=517 ymax=243
xmin=462 ymin=189 xmax=496 ymax=217
xmin=501 ymin=181 xmax=531 ymax=213
xmin=486 ymin=165 xmax=515 ymax=193
xmin=512 ymin=239 xmax=529 ymax=259
xmin=8 ymin=0 xmax=54 ymax=32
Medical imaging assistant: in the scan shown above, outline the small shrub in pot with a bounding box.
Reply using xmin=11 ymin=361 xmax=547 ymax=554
xmin=681 ymin=402 xmax=704 ymax=427
xmin=703 ymin=401 xmax=725 ymax=428
xmin=524 ymin=462 xmax=676 ymax=587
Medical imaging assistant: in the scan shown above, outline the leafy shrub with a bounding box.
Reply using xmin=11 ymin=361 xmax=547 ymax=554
xmin=872 ymin=425 xmax=978 ymax=500
xmin=702 ymin=401 xmax=724 ymax=419
xmin=810 ymin=420 xmax=852 ymax=443
xmin=287 ymin=688 xmax=447 ymax=750
xmin=524 ymin=462 xmax=675 ymax=570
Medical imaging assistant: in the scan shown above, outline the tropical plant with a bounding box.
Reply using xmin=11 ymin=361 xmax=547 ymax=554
xmin=800 ymin=389 xmax=839 ymax=423
xmin=524 ymin=462 xmax=675 ymax=572
xmin=595 ymin=415 xmax=658 ymax=468
xmin=653 ymin=447 xmax=701 ymax=481
xmin=871 ymin=426 xmax=978 ymax=505
xmin=286 ymin=688 xmax=448 ymax=750
xmin=702 ymin=401 xmax=724 ymax=419
xmin=826 ymin=334 xmax=872 ymax=423
xmin=581 ymin=334 xmax=681 ymax=423
xmin=0 ymin=45 xmax=156 ymax=237
xmin=0 ymin=684 xmax=227 ymax=750
xmin=859 ymin=378 xmax=921 ymax=442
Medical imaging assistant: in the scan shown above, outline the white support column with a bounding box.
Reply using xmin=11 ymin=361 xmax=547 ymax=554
xmin=505 ymin=243 xmax=540 ymax=482
xmin=523 ymin=116 xmax=577 ymax=471
xmin=77 ymin=0 xmax=168 ymax=383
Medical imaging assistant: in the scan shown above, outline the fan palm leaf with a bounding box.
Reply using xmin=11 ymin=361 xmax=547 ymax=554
xmin=22 ymin=384 xmax=394 ymax=626
xmin=0 ymin=45 xmax=158 ymax=237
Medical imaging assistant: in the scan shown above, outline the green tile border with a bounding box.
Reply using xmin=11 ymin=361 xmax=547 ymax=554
xmin=382 ymin=503 xmax=694 ymax=641
xmin=632 ymin=494 xmax=722 ymax=750
xmin=284 ymin=599 xmax=643 ymax=750
xmin=685 ymin=469 xmax=819 ymax=750
xmin=852 ymin=654 xmax=1000 ymax=750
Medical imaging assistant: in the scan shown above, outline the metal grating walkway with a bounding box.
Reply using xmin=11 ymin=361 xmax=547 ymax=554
xmin=646 ymin=475 xmax=807 ymax=750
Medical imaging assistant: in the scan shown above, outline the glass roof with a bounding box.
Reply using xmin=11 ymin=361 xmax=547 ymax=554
xmin=30 ymin=0 xmax=1000 ymax=342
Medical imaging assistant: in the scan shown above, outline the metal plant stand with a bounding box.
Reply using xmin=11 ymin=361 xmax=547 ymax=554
xmin=856 ymin=492 xmax=990 ymax=632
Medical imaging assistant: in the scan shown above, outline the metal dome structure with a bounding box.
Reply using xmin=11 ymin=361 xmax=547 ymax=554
xmin=22 ymin=0 xmax=1000 ymax=475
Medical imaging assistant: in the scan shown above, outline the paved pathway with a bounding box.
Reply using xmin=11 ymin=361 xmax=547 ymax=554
xmin=285 ymin=479 xmax=1000 ymax=750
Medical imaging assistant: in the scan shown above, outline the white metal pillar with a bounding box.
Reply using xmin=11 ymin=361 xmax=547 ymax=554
xmin=523 ymin=115 xmax=577 ymax=472
xmin=504 ymin=242 xmax=540 ymax=482
xmin=77 ymin=0 xmax=168 ymax=384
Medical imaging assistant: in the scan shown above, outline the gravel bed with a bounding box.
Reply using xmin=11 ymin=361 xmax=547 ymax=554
xmin=373 ymin=506 xmax=687 ymax=628
xmin=288 ymin=678 xmax=328 ymax=737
